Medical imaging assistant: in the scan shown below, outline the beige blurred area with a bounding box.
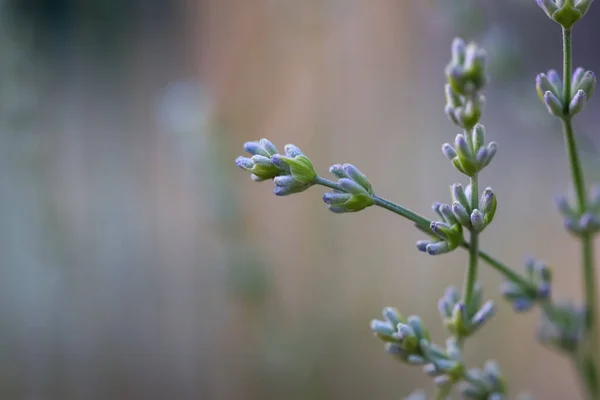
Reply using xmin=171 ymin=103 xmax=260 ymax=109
xmin=1 ymin=0 xmax=598 ymax=399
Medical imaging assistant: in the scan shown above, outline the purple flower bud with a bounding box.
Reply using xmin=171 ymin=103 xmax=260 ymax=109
xmin=426 ymin=241 xmax=451 ymax=256
xmin=439 ymin=204 xmax=457 ymax=225
xmin=445 ymin=286 xmax=460 ymax=303
xmin=471 ymin=300 xmax=495 ymax=328
xmin=454 ymin=134 xmax=470 ymax=155
xmin=273 ymin=186 xmax=290 ymax=196
xmin=370 ymin=320 xmax=396 ymax=337
xmin=338 ymin=178 xmax=367 ymax=195
xmin=536 ymin=73 xmax=554 ymax=101
xmin=250 ymin=154 xmax=272 ymax=165
xmin=273 ymin=176 xmax=310 ymax=196
xmin=470 ymin=209 xmax=485 ymax=232
xmin=442 ymin=143 xmax=457 ymax=161
xmin=454 ymin=301 xmax=469 ymax=325
xmin=452 ymin=183 xmax=470 ymax=211
xmin=235 ymin=156 xmax=253 ymax=170
xmin=472 ymin=123 xmax=486 ymax=152
xmin=445 ymin=105 xmax=461 ymax=126
xmin=544 ymin=90 xmax=564 ymax=117
xmin=537 ymin=282 xmax=552 ymax=299
xmin=397 ymin=324 xmax=416 ymax=340
xmin=259 ymin=138 xmax=278 ymax=156
xmin=512 ymin=297 xmax=533 ymax=313
xmin=274 ymin=175 xmax=295 ymax=187
xmin=284 ymin=144 xmax=303 ymax=158
xmin=407 ymin=355 xmax=426 ymax=366
xmin=452 ymin=201 xmax=471 ymax=226
xmin=481 ymin=189 xmax=497 ymax=226
xmin=464 ymin=184 xmax=472 ymax=205
xmin=323 ymin=192 xmax=350 ymax=205
xmin=243 ymin=141 xmax=269 ymax=156
xmin=382 ymin=307 xmax=402 ymax=326
xmin=579 ymin=212 xmax=597 ymax=231
xmin=343 ymin=163 xmax=373 ymax=194
xmin=475 ymin=147 xmax=488 ymax=168
xmin=547 ymin=69 xmax=562 ymax=94
xmin=572 ymin=67 xmax=586 ymax=95
xmin=434 ymin=359 xmax=458 ymax=374
xmin=569 ymin=89 xmax=587 ymax=116
xmin=407 ymin=315 xmax=425 ymax=336
xmin=432 ymin=202 xmax=444 ymax=220
xmin=329 ymin=164 xmax=347 ymax=179
xmin=577 ymin=70 xmax=596 ymax=99
xmin=416 ymin=240 xmax=430 ymax=252
xmin=455 ymin=134 xmax=478 ymax=176
xmin=555 ymin=195 xmax=574 ymax=216
xmin=430 ymin=221 xmax=451 ymax=238
xmin=269 ymin=154 xmax=289 ymax=171
xmin=433 ymin=374 xmax=452 ymax=388
xmin=439 ymin=297 xmax=452 ymax=319
xmin=451 ymin=37 xmax=466 ymax=65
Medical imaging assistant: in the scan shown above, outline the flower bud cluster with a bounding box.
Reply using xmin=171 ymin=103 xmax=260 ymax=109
xmin=438 ymin=285 xmax=496 ymax=339
xmin=538 ymin=301 xmax=586 ymax=353
xmin=536 ymin=68 xmax=596 ymax=118
xmin=442 ymin=124 xmax=497 ymax=177
xmin=537 ymin=0 xmax=594 ymax=28
xmin=557 ymin=185 xmax=600 ymax=236
xmin=444 ymin=38 xmax=488 ymax=130
xmin=323 ymin=164 xmax=374 ymax=213
xmin=236 ymin=139 xmax=317 ymax=196
xmin=501 ymin=258 xmax=552 ymax=312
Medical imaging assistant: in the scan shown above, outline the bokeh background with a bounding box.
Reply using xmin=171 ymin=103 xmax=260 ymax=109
xmin=2 ymin=0 xmax=600 ymax=399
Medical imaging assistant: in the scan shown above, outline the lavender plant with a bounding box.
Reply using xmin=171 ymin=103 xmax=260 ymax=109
xmin=235 ymin=1 xmax=598 ymax=398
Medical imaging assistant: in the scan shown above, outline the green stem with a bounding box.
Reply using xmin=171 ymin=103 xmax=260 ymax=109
xmin=562 ymin=26 xmax=599 ymax=399
xmin=575 ymin=355 xmax=600 ymax=400
xmin=372 ymin=195 xmax=431 ymax=230
xmin=314 ymin=176 xmax=536 ymax=293
xmin=563 ymin=27 xmax=572 ymax=114
xmin=463 ymin=174 xmax=479 ymax=308
xmin=562 ymin=118 xmax=587 ymax=210
xmin=583 ymin=236 xmax=597 ymax=332
xmin=463 ymin=233 xmax=479 ymax=306
xmin=314 ymin=176 xmax=431 ymax=229
xmin=315 ymin=176 xmax=345 ymax=192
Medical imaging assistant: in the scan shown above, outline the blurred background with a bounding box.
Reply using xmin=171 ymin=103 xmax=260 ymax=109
xmin=1 ymin=0 xmax=600 ymax=398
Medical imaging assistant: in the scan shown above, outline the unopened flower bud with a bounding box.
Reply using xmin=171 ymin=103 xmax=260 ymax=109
xmin=470 ymin=209 xmax=485 ymax=232
xmin=472 ymin=123 xmax=486 ymax=152
xmin=452 ymin=202 xmax=472 ymax=227
xmin=544 ymin=90 xmax=564 ymax=117
xmin=343 ymin=163 xmax=373 ymax=194
xmin=576 ymin=70 xmax=596 ymax=99
xmin=569 ymin=89 xmax=587 ymax=116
